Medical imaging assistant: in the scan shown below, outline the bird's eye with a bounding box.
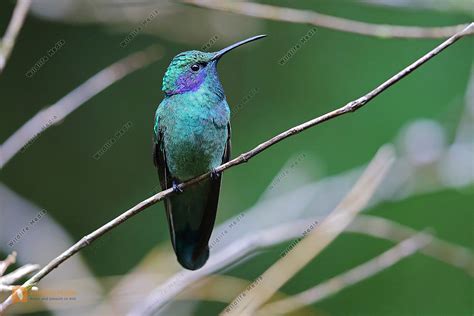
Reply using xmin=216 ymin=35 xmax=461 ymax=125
xmin=190 ymin=64 xmax=200 ymax=72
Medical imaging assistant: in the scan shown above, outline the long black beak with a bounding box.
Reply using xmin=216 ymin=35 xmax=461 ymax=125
xmin=211 ymin=34 xmax=266 ymax=61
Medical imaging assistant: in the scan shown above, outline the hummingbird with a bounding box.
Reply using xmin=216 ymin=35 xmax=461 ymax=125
xmin=153 ymin=35 xmax=266 ymax=270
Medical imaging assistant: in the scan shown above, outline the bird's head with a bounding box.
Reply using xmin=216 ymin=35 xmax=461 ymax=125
xmin=162 ymin=35 xmax=266 ymax=96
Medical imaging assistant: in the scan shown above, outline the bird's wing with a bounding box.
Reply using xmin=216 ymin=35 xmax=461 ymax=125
xmin=223 ymin=122 xmax=231 ymax=163
xmin=153 ymin=129 xmax=171 ymax=190
xmin=153 ymin=107 xmax=172 ymax=190
xmin=153 ymin=107 xmax=177 ymax=249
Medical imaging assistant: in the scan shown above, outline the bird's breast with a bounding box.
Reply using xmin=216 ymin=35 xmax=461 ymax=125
xmin=162 ymin=102 xmax=228 ymax=180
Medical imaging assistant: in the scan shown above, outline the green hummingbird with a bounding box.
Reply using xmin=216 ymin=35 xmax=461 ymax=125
xmin=153 ymin=35 xmax=266 ymax=270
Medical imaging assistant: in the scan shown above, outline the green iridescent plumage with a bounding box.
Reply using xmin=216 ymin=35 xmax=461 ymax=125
xmin=153 ymin=35 xmax=265 ymax=270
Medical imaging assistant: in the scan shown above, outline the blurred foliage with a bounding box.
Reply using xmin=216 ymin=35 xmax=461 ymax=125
xmin=0 ymin=0 xmax=472 ymax=315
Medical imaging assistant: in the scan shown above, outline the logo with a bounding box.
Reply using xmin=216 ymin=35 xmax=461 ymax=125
xmin=12 ymin=286 xmax=28 ymax=303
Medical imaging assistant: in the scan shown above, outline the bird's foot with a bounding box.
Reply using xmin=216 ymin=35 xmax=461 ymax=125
xmin=172 ymin=181 xmax=183 ymax=193
xmin=210 ymin=168 xmax=221 ymax=180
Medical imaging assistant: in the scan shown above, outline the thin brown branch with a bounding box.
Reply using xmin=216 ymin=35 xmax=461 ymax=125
xmin=0 ymin=45 xmax=164 ymax=169
xmin=182 ymin=0 xmax=472 ymax=39
xmin=0 ymin=22 xmax=472 ymax=315
xmin=0 ymin=0 xmax=31 ymax=74
xmin=258 ymin=233 xmax=432 ymax=315
xmin=349 ymin=215 xmax=474 ymax=276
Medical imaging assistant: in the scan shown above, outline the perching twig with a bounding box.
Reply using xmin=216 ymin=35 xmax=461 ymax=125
xmin=0 ymin=22 xmax=472 ymax=315
xmin=0 ymin=0 xmax=31 ymax=74
xmin=182 ymin=0 xmax=472 ymax=39
xmin=222 ymin=146 xmax=395 ymax=315
xmin=0 ymin=45 xmax=163 ymax=169
xmin=258 ymin=233 xmax=432 ymax=315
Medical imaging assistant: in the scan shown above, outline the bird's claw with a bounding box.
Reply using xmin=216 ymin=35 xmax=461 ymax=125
xmin=172 ymin=181 xmax=183 ymax=193
xmin=210 ymin=169 xmax=221 ymax=180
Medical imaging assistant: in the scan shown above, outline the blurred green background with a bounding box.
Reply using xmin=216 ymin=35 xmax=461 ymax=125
xmin=0 ymin=0 xmax=472 ymax=315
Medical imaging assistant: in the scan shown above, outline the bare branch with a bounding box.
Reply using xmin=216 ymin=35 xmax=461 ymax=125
xmin=182 ymin=0 xmax=472 ymax=39
xmin=0 ymin=22 xmax=472 ymax=315
xmin=258 ymin=233 xmax=432 ymax=315
xmin=0 ymin=0 xmax=31 ymax=74
xmin=349 ymin=215 xmax=474 ymax=276
xmin=0 ymin=264 xmax=40 ymax=286
xmin=0 ymin=45 xmax=164 ymax=169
